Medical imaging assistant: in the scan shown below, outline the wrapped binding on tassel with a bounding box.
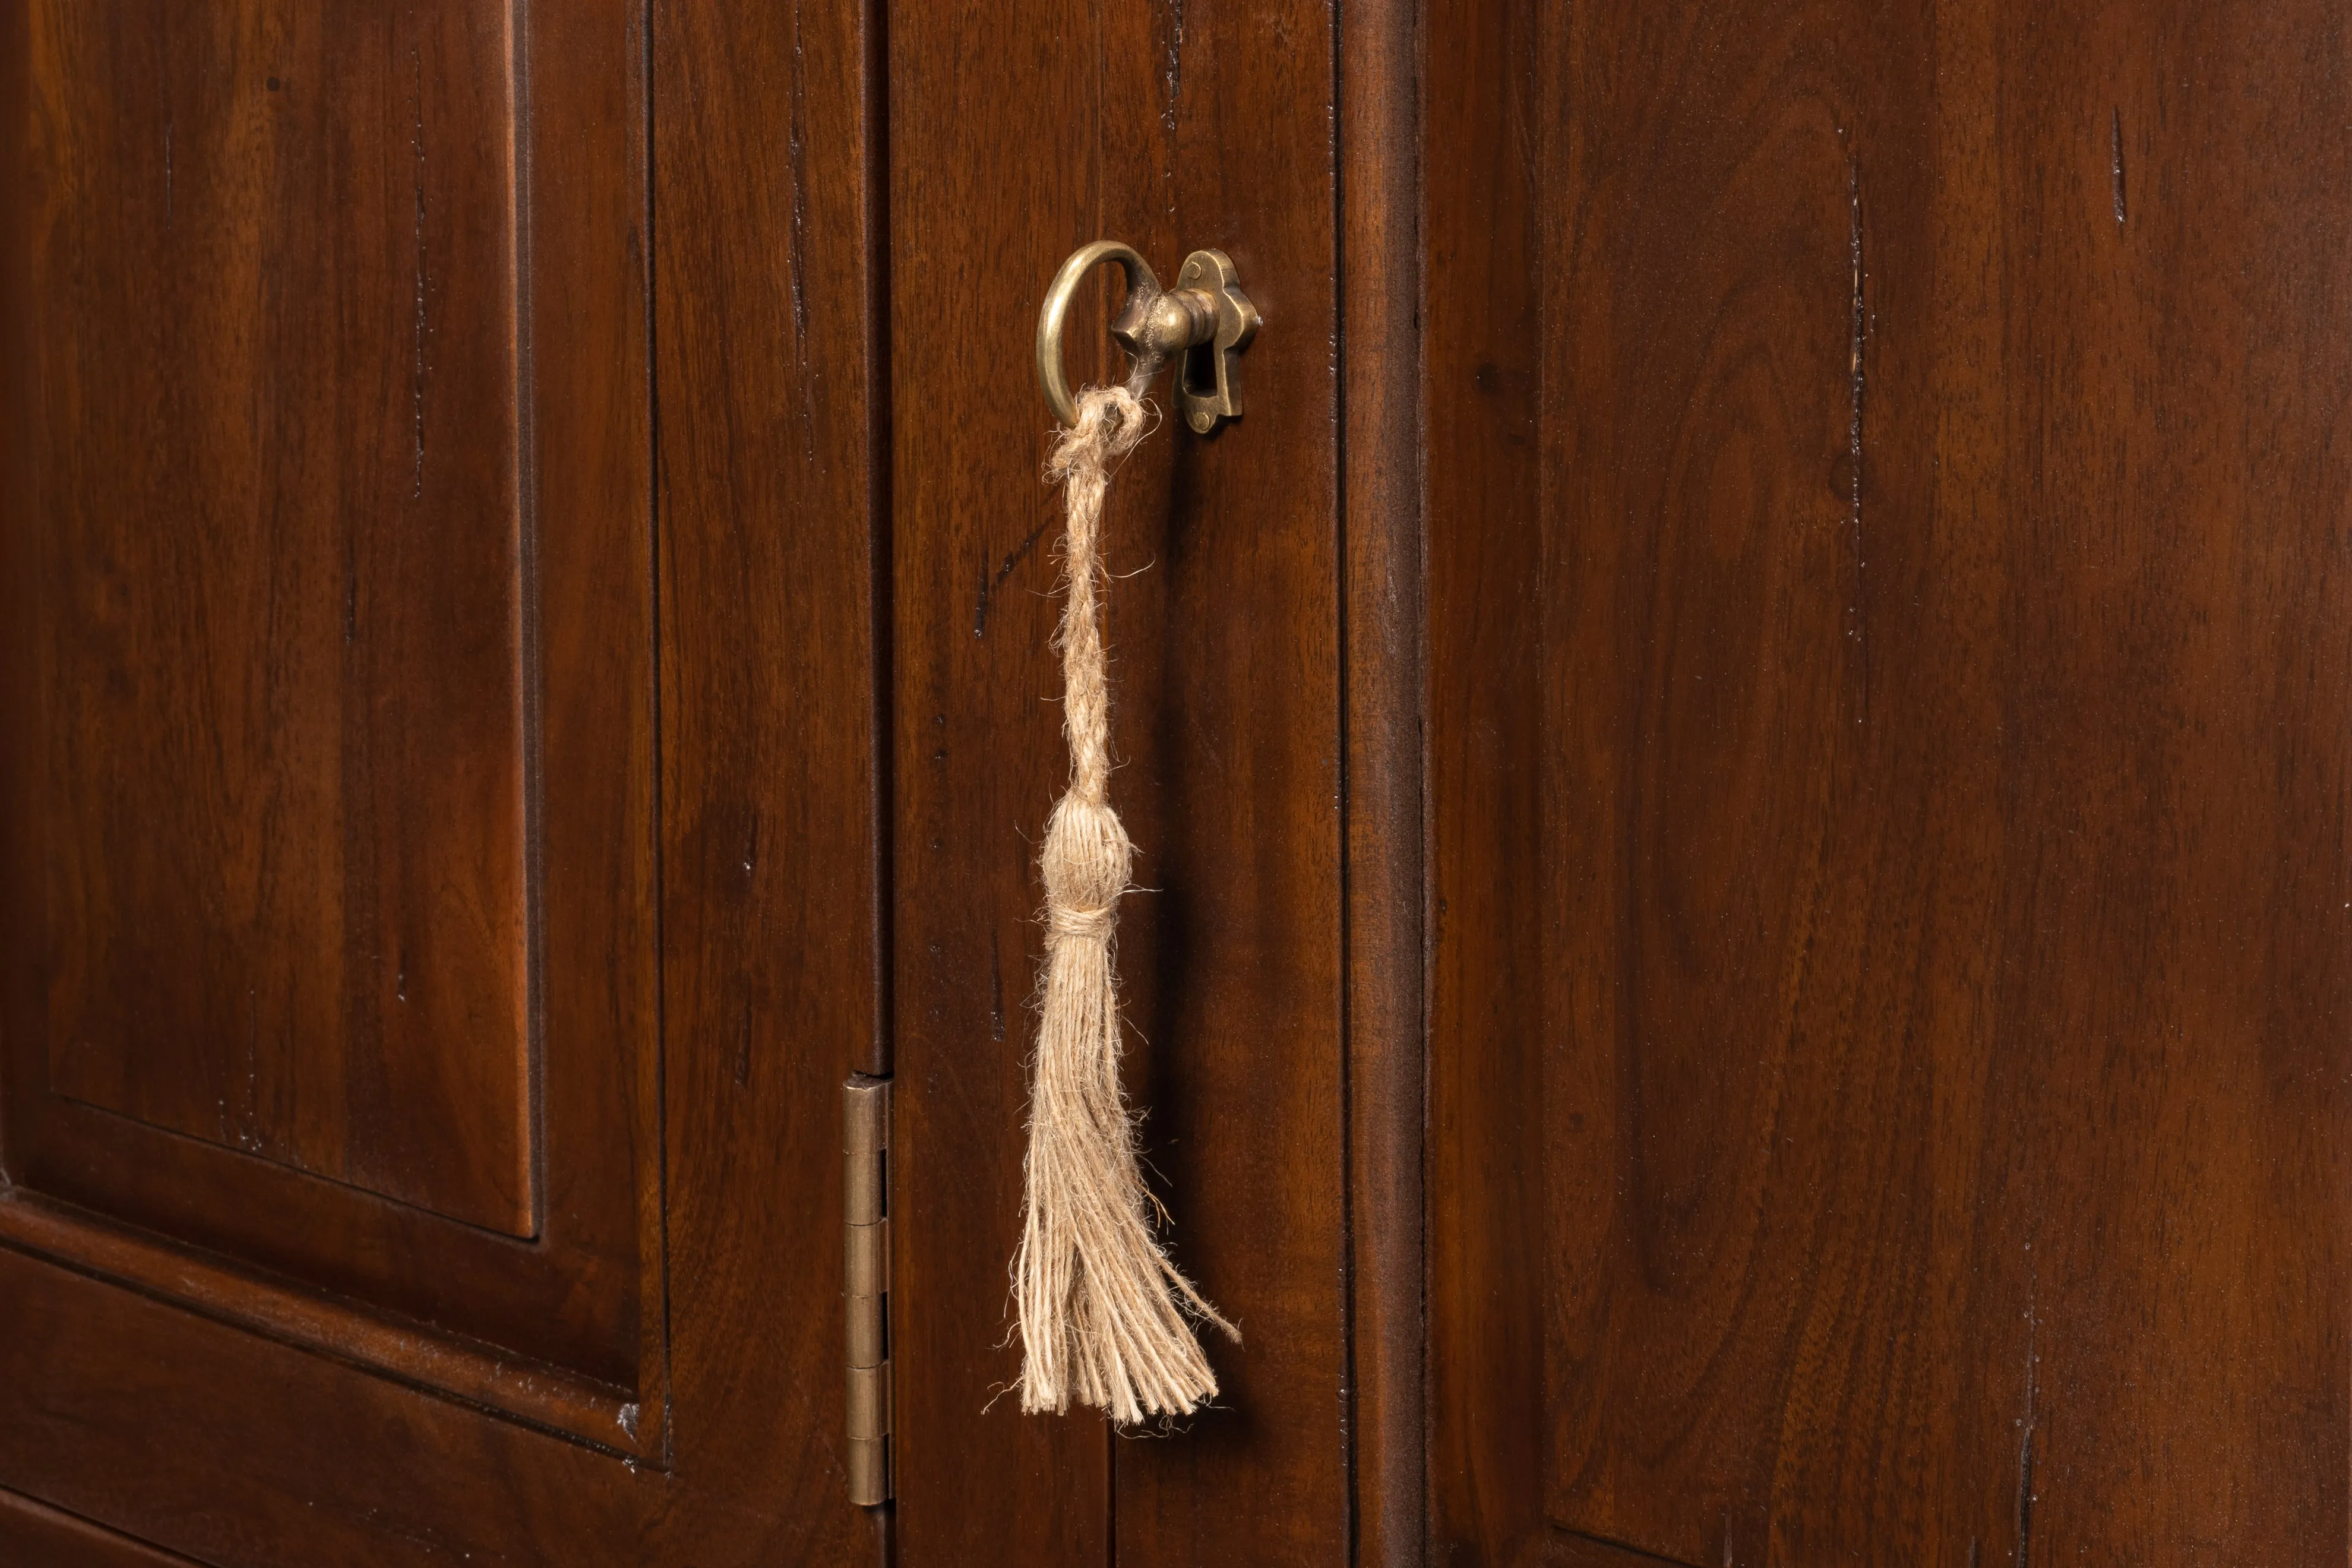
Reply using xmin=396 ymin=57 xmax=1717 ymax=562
xmin=1013 ymin=385 xmax=1236 ymax=1424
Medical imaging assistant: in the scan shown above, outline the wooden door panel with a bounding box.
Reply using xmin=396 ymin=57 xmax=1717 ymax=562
xmin=887 ymin=1 xmax=1350 ymax=1563
xmin=0 ymin=1240 xmax=647 ymax=1567
xmin=4 ymin=0 xmax=657 ymax=1463
xmin=23 ymin=0 xmax=532 ymax=1235
xmin=1526 ymin=3 xmax=1943 ymax=1557
xmin=1430 ymin=0 xmax=2352 ymax=1563
xmin=1 ymin=0 xmax=890 ymax=1556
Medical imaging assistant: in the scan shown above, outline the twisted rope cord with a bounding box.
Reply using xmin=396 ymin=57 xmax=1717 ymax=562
xmin=1012 ymin=385 xmax=1236 ymax=1424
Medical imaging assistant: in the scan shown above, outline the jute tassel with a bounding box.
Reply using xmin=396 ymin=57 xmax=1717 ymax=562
xmin=1013 ymin=384 xmax=1237 ymax=1424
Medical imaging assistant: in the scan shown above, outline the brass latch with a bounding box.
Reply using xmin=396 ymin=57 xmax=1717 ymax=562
xmin=844 ymin=1075 xmax=892 ymax=1506
xmin=1035 ymin=241 xmax=1260 ymax=434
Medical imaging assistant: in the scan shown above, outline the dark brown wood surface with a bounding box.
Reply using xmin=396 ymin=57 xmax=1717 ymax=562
xmin=1 ymin=0 xmax=659 ymax=1409
xmin=39 ymin=0 xmax=2348 ymax=1558
xmin=652 ymin=0 xmax=890 ymax=1547
xmin=1339 ymin=2 xmax=1427 ymax=1566
xmin=1428 ymin=1 xmax=2352 ymax=1564
xmin=0 ymin=1487 xmax=198 ymax=1567
xmin=1345 ymin=0 xmax=1430 ymax=1561
xmin=17 ymin=1 xmax=533 ymax=1237
xmin=1423 ymin=0 xmax=1547 ymax=1554
xmin=886 ymin=0 xmax=1351 ymax=1563
xmin=0 ymin=0 xmax=889 ymax=1560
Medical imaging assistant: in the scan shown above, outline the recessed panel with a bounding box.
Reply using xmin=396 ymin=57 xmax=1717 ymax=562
xmin=22 ymin=1 xmax=529 ymax=1234
xmin=1 ymin=0 xmax=659 ymax=1452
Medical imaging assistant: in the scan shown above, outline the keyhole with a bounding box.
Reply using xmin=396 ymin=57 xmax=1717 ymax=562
xmin=1180 ymin=339 xmax=1216 ymax=403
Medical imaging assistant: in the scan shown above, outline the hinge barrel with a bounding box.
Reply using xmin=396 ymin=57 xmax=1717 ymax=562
xmin=843 ymin=1075 xmax=892 ymax=1506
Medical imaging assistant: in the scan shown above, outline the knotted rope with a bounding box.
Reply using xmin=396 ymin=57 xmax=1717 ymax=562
xmin=1013 ymin=385 xmax=1236 ymax=1424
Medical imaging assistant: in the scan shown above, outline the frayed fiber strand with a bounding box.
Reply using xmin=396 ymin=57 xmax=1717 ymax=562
xmin=1012 ymin=385 xmax=1236 ymax=1425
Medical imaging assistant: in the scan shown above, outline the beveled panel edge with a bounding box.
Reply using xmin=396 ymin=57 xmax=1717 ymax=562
xmin=19 ymin=8 xmax=539 ymax=1235
xmin=517 ymin=0 xmax=671 ymax=1465
xmin=12 ymin=1089 xmax=638 ymax=1386
xmin=0 ymin=0 xmax=669 ymax=1477
xmin=1535 ymin=1526 xmax=1704 ymax=1568
xmin=0 ymin=1482 xmax=204 ymax=1566
xmin=0 ymin=1188 xmax=662 ymax=1462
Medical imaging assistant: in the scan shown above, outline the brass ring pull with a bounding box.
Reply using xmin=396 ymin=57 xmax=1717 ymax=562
xmin=1034 ymin=240 xmax=1260 ymax=434
xmin=1035 ymin=241 xmax=1160 ymax=428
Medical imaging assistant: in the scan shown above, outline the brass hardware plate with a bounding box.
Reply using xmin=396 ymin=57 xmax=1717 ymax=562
xmin=1164 ymin=249 xmax=1257 ymax=433
xmin=843 ymin=1075 xmax=891 ymax=1506
xmin=1035 ymin=240 xmax=1260 ymax=433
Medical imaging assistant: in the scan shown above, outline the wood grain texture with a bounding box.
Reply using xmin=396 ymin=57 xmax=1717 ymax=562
xmin=0 ymin=0 xmax=886 ymax=1560
xmin=1428 ymin=0 xmax=2352 ymax=1563
xmin=1534 ymin=7 xmax=1963 ymax=1559
xmin=1339 ymin=0 xmax=1426 ymax=1561
xmin=1533 ymin=1531 xmax=1702 ymax=1568
xmin=11 ymin=0 xmax=530 ymax=1234
xmin=0 ymin=1487 xmax=200 ymax=1567
xmin=653 ymin=0 xmax=891 ymax=1546
xmin=0 ymin=1242 xmax=653 ymax=1568
xmin=1423 ymin=0 xmax=1547 ymax=1553
xmin=1 ymin=0 xmax=660 ymax=1403
xmin=0 ymin=1187 xmax=646 ymax=1454
xmin=1972 ymin=4 xmax=2352 ymax=1557
xmin=886 ymin=0 xmax=1348 ymax=1562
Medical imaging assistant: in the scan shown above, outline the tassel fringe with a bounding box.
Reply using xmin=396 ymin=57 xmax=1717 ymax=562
xmin=1012 ymin=386 xmax=1236 ymax=1424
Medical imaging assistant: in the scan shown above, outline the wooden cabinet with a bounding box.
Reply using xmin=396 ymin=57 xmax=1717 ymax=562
xmin=1 ymin=4 xmax=881 ymax=1562
xmin=2 ymin=1 xmax=2347 ymax=1563
xmin=1427 ymin=2 xmax=2352 ymax=1564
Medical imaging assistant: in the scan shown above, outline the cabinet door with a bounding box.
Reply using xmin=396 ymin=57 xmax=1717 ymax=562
xmin=881 ymin=0 xmax=1415 ymax=1562
xmin=1430 ymin=0 xmax=2352 ymax=1563
xmin=0 ymin=4 xmax=886 ymax=1561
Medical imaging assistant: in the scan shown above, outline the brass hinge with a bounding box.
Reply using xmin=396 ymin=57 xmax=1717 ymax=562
xmin=843 ymin=1074 xmax=892 ymax=1506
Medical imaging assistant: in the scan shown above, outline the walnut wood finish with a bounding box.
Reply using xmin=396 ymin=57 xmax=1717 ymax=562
xmin=1429 ymin=0 xmax=2352 ymax=1563
xmin=1339 ymin=0 xmax=1427 ymax=1562
xmin=0 ymin=0 xmax=888 ymax=1559
xmin=24 ymin=0 xmax=2335 ymax=1558
xmin=886 ymin=1 xmax=1350 ymax=1564
xmin=0 ymin=1487 xmax=200 ymax=1568
xmin=1 ymin=0 xmax=656 ymax=1407
xmin=18 ymin=1 xmax=534 ymax=1237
